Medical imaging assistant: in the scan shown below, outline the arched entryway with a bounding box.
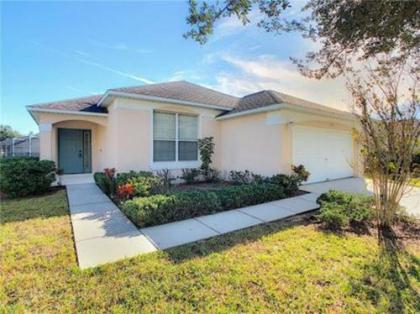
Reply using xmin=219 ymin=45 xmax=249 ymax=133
xmin=57 ymin=128 xmax=92 ymax=174
xmin=48 ymin=117 xmax=107 ymax=175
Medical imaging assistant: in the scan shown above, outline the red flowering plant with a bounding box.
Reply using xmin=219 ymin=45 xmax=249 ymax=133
xmin=116 ymin=183 xmax=135 ymax=202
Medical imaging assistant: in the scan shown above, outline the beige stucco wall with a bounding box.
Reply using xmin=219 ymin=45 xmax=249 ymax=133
xmin=218 ymin=112 xmax=285 ymax=176
xmin=217 ymin=109 xmax=362 ymax=177
xmin=36 ymin=98 xmax=223 ymax=175
xmin=35 ymin=97 xmax=362 ymax=178
xmin=106 ymin=97 xmax=223 ymax=173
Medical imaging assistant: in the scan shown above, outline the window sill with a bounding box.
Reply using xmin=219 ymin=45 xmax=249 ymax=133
xmin=149 ymin=160 xmax=200 ymax=170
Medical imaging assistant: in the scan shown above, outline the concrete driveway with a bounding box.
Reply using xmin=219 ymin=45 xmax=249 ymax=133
xmin=301 ymin=177 xmax=420 ymax=218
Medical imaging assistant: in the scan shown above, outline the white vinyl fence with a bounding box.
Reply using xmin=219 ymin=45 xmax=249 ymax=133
xmin=0 ymin=135 xmax=40 ymax=158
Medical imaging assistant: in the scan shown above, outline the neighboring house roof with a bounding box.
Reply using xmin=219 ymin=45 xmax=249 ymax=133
xmin=27 ymin=80 xmax=352 ymax=120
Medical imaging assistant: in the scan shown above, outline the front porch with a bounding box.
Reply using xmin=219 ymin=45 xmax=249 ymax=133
xmin=37 ymin=112 xmax=108 ymax=176
xmin=59 ymin=173 xmax=95 ymax=185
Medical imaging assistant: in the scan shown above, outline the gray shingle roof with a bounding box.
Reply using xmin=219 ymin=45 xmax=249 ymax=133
xmin=227 ymin=89 xmax=349 ymax=116
xmin=27 ymin=81 xmax=349 ymax=117
xmin=29 ymin=95 xmax=107 ymax=113
xmin=110 ymin=81 xmax=239 ymax=109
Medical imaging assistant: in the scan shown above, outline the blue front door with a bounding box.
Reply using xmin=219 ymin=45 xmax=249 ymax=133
xmin=58 ymin=129 xmax=91 ymax=174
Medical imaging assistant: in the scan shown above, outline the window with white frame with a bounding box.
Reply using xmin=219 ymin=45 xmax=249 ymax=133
xmin=153 ymin=111 xmax=198 ymax=162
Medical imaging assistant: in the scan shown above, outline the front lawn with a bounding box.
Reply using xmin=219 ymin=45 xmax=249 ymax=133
xmin=1 ymin=190 xmax=419 ymax=312
xmin=409 ymin=178 xmax=420 ymax=187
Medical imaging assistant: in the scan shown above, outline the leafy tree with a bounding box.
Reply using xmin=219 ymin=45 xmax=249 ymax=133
xmin=185 ymin=0 xmax=420 ymax=236
xmin=0 ymin=125 xmax=21 ymax=141
xmin=348 ymin=59 xmax=419 ymax=233
xmin=185 ymin=0 xmax=419 ymax=77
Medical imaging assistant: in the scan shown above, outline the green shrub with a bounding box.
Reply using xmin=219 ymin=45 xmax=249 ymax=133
xmin=95 ymin=170 xmax=158 ymax=198
xmin=316 ymin=203 xmax=349 ymax=230
xmin=268 ymin=174 xmax=300 ymax=195
xmin=205 ymin=168 xmax=220 ymax=183
xmin=316 ymin=190 xmax=374 ymax=229
xmin=291 ymin=164 xmax=310 ymax=183
xmin=411 ymin=151 xmax=420 ymax=177
xmin=317 ymin=190 xmax=353 ymax=205
xmin=122 ymin=191 xmax=221 ymax=227
xmin=156 ymin=169 xmax=174 ymax=192
xmin=116 ymin=170 xmax=153 ymax=186
xmin=215 ymin=183 xmax=285 ymax=209
xmin=121 ymin=183 xmax=286 ymax=227
xmin=228 ymin=170 xmax=265 ymax=184
xmin=198 ymin=136 xmax=215 ymax=181
xmin=0 ymin=157 xmax=56 ymax=197
xmin=128 ymin=176 xmax=164 ymax=197
xmin=181 ymin=168 xmax=201 ymax=184
xmin=94 ymin=170 xmax=116 ymax=196
xmin=94 ymin=172 xmax=109 ymax=193
xmin=346 ymin=194 xmax=375 ymax=223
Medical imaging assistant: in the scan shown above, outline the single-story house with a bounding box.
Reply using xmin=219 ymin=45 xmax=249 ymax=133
xmin=27 ymin=81 xmax=362 ymax=183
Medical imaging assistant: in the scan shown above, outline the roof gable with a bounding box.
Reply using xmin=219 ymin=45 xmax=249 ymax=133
xmin=26 ymin=80 xmax=351 ymax=119
xmin=108 ymin=81 xmax=239 ymax=109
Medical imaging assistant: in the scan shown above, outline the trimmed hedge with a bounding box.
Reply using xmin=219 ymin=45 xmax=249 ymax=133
xmin=0 ymin=157 xmax=56 ymax=197
xmin=316 ymin=190 xmax=374 ymax=230
xmin=121 ymin=183 xmax=286 ymax=227
xmin=122 ymin=191 xmax=221 ymax=227
xmin=214 ymin=183 xmax=285 ymax=210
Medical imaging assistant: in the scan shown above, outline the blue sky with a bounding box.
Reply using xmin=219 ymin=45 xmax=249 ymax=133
xmin=1 ymin=1 xmax=348 ymax=134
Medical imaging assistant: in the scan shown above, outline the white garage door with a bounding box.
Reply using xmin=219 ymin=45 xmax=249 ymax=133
xmin=293 ymin=126 xmax=354 ymax=183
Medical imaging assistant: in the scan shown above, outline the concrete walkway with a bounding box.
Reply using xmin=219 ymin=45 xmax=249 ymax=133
xmin=67 ymin=177 xmax=419 ymax=268
xmin=141 ymin=192 xmax=318 ymax=250
xmin=67 ymin=183 xmax=319 ymax=268
xmin=67 ymin=183 xmax=156 ymax=269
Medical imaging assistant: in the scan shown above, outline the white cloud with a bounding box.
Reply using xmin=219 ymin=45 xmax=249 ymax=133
xmin=168 ymin=71 xmax=187 ymax=81
xmin=73 ymin=50 xmax=90 ymax=57
xmin=88 ymin=39 xmax=152 ymax=54
xmin=211 ymin=54 xmax=351 ymax=111
xmin=89 ymin=39 xmax=129 ymax=50
xmin=210 ymin=9 xmax=262 ymax=42
xmin=29 ymin=41 xmax=154 ymax=84
xmin=167 ymin=70 xmax=202 ymax=82
xmin=76 ymin=57 xmax=154 ymax=84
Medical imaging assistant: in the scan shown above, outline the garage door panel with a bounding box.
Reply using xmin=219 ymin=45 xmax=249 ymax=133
xmin=293 ymin=126 xmax=353 ymax=183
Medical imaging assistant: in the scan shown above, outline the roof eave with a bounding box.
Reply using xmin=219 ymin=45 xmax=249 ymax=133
xmin=216 ymin=103 xmax=355 ymax=121
xmin=216 ymin=104 xmax=286 ymax=120
xmin=26 ymin=106 xmax=108 ymax=125
xmin=98 ymin=90 xmax=235 ymax=112
xmin=26 ymin=106 xmax=40 ymax=124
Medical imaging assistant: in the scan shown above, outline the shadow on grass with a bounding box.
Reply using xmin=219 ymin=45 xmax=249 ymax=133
xmin=1 ymin=187 xmax=69 ymax=224
xmin=349 ymin=229 xmax=420 ymax=312
xmin=165 ymin=212 xmax=317 ymax=263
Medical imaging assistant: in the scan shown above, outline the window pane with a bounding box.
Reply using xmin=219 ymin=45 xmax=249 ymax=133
xmin=179 ymin=141 xmax=198 ymax=161
xmin=154 ymin=112 xmax=176 ymax=140
xmin=179 ymin=114 xmax=198 ymax=141
xmin=154 ymin=140 xmax=176 ymax=161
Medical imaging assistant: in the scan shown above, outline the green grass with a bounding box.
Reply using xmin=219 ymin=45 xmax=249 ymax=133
xmin=1 ymin=190 xmax=419 ymax=313
xmin=409 ymin=178 xmax=420 ymax=187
